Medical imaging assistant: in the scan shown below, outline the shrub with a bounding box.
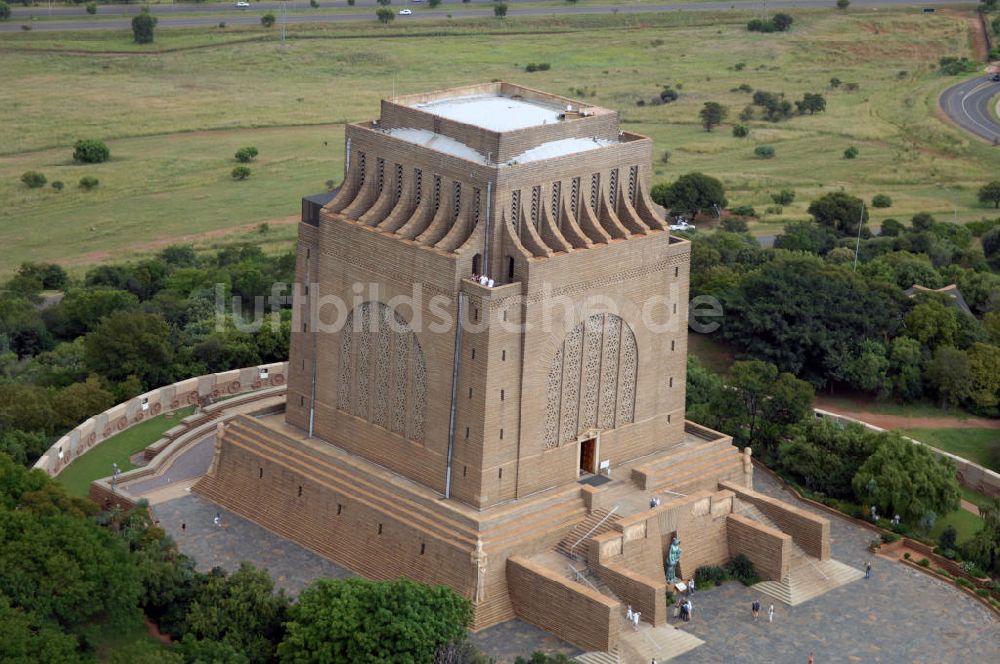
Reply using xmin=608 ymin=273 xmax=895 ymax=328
xmin=525 ymin=63 xmax=551 ymax=73
xmin=722 ymin=217 xmax=749 ymax=232
xmin=51 ymin=180 xmax=64 ymax=191
xmin=880 ymin=532 xmax=900 ymax=544
xmin=771 ymin=13 xmax=793 ymax=31
xmin=79 ymin=176 xmax=99 ymax=190
xmin=936 ymin=568 xmax=953 ymax=579
xmin=843 ymin=146 xmax=859 ymax=159
xmin=660 ymin=87 xmax=679 ymax=103
xmin=836 ymin=0 xmax=849 ymax=8
xmin=754 ymin=145 xmax=775 ymax=159
xmin=868 ymin=538 xmax=882 ymax=551
xmin=695 ymin=565 xmax=728 ymax=586
xmin=938 ymin=56 xmax=973 ymax=76
xmin=956 ymin=577 xmax=974 ymax=589
xmin=727 ymin=554 xmax=760 ymax=586
xmin=232 ymin=166 xmax=251 ymax=180
xmin=765 ymin=205 xmax=783 ymax=215
xmin=20 ymin=171 xmax=47 ymax=188
xmin=903 ymin=552 xmax=911 ymax=560
xmin=960 ymin=561 xmax=987 ymax=578
xmin=376 ymin=6 xmax=394 ymax=22
xmin=977 ymin=588 xmax=990 ymax=597
xmin=309 ymin=0 xmax=319 ymax=6
xmin=85 ymin=2 xmax=96 ymax=14
xmin=729 ymin=205 xmax=757 ymax=217
xmin=918 ymin=558 xmax=930 ymax=567
xmin=771 ymin=189 xmax=795 ymax=205
xmin=494 ymin=2 xmax=507 ymax=18
xmin=871 ymin=194 xmax=892 ymax=208
xmin=73 ymin=138 xmax=110 ymax=164
xmin=261 ymin=13 xmax=276 ymax=27
xmin=0 ymin=1 xmax=9 ymax=21
xmin=939 ymin=525 xmax=957 ymax=551
xmin=732 ymin=124 xmax=749 ymax=138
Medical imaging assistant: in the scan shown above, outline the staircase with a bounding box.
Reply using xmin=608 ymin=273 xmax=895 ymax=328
xmin=734 ymin=501 xmax=864 ymax=606
xmin=575 ymin=621 xmax=704 ymax=664
xmin=642 ymin=443 xmax=746 ymax=497
xmin=555 ymin=507 xmax=620 ymax=559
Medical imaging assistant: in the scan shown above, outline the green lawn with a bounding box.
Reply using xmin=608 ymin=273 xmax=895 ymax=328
xmin=901 ymin=428 xmax=999 ymax=471
xmin=929 ymin=506 xmax=982 ymax=545
xmin=818 ymin=395 xmax=977 ymax=421
xmin=688 ymin=333 xmax=734 ymax=375
xmin=55 ymin=406 xmax=194 ymax=497
xmin=960 ymin=486 xmax=996 ymax=512
xmin=1 ymin=8 xmax=997 ymax=274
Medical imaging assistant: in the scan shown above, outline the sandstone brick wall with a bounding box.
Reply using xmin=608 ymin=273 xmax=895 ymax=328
xmin=89 ymin=483 xmax=137 ymax=512
xmin=726 ymin=514 xmax=791 ymax=582
xmin=593 ymin=561 xmax=667 ymax=626
xmin=721 ymin=481 xmax=830 ymax=560
xmin=655 ymin=490 xmax=734 ymax=581
xmin=507 ymin=556 xmax=619 ymax=652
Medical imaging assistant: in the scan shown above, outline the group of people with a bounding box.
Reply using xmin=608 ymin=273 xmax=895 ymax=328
xmin=648 ymin=496 xmax=662 ymax=509
xmin=677 ymin=598 xmax=693 ymax=622
xmin=625 ymin=605 xmax=642 ymax=630
xmin=751 ymin=598 xmax=775 ymax=623
xmin=470 ymin=273 xmax=495 ymax=288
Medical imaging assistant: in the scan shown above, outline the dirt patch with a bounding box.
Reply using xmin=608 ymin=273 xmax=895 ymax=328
xmin=814 ymin=395 xmax=1000 ymax=430
xmin=143 ymin=614 xmax=172 ymax=646
xmin=62 ymin=215 xmax=300 ymax=267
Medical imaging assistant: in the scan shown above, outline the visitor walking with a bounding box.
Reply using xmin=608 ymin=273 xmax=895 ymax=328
xmin=181 ymin=522 xmax=186 ymax=534
xmin=752 ymin=599 xmax=760 ymax=620
xmin=214 ymin=512 xmax=222 ymax=528
xmin=687 ymin=578 xmax=694 ymax=596
xmin=632 ymin=611 xmax=641 ymax=630
xmin=808 ymin=653 xmax=814 ymax=664
xmin=865 ymin=560 xmax=872 ymax=580
xmin=768 ymin=604 xmax=774 ymax=623
xmin=626 ymin=605 xmax=633 ymax=623
xmin=686 ymin=599 xmax=693 ymax=622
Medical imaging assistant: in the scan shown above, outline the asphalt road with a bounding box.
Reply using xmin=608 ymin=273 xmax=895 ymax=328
xmin=0 ymin=0 xmax=964 ymax=33
xmin=939 ymin=75 xmax=1000 ymax=144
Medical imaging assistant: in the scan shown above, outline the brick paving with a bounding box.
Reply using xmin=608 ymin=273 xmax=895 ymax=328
xmin=669 ymin=472 xmax=1000 ymax=664
xmin=149 ymin=455 xmax=999 ymax=663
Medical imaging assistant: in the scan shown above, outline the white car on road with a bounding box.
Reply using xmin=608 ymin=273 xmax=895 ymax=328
xmin=669 ymin=219 xmax=696 ymax=232
xmin=235 ymin=1 xmax=250 ymax=7
xmin=399 ymin=8 xmax=413 ymax=14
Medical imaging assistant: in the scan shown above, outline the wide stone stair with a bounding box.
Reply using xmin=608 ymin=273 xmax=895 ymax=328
xmin=555 ymin=507 xmax=620 ymax=559
xmin=575 ymin=621 xmax=704 ymax=664
xmin=733 ymin=502 xmax=864 ymax=606
xmin=642 ymin=442 xmax=746 ymax=498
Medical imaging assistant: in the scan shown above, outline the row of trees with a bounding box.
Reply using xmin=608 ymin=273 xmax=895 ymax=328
xmin=0 ymin=455 xmax=480 ymax=662
xmin=0 ymin=244 xmax=295 ymax=467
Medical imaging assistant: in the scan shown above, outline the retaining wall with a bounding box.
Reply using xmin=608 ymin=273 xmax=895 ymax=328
xmin=33 ymin=362 xmax=288 ymax=476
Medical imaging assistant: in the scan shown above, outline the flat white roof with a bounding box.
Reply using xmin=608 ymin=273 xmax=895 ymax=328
xmin=507 ymin=137 xmax=615 ymax=164
xmin=385 ymin=128 xmax=487 ymax=164
xmin=412 ymin=94 xmax=564 ymax=132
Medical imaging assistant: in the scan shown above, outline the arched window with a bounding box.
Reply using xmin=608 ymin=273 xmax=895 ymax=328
xmin=337 ymin=302 xmax=427 ymax=442
xmin=543 ymin=313 xmax=638 ymax=448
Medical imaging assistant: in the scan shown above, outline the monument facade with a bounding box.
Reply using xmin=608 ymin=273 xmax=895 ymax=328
xmin=195 ymin=83 xmax=852 ymax=656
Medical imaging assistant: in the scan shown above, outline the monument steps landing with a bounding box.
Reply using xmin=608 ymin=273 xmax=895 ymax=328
xmin=574 ymin=648 xmax=620 ymax=664
xmin=735 ymin=502 xmax=864 ymax=606
xmin=646 ymin=445 xmax=745 ymax=498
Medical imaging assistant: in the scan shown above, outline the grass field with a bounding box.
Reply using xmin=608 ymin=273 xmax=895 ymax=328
xmin=901 ymin=428 xmax=999 ymax=470
xmin=1 ymin=9 xmax=997 ymax=275
xmin=56 ymin=406 xmax=194 ymax=497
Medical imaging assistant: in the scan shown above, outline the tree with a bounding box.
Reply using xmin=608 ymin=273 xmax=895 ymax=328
xmin=261 ymin=13 xmax=276 ymax=27
xmin=731 ymin=124 xmax=749 ymax=138
xmin=852 ymin=434 xmax=960 ymax=525
xmin=779 ymin=419 xmax=879 ymax=498
xmin=376 ymin=6 xmax=394 ymax=23
xmin=836 ymin=0 xmax=849 ymax=7
xmin=871 ymin=194 xmax=892 ymax=208
xmin=0 ymin=596 xmax=83 ymax=663
xmin=978 ymin=181 xmax=1000 ymax=209
xmin=965 ymin=342 xmax=1000 ymax=411
xmin=904 ymin=300 xmax=959 ymax=350
xmin=699 ymin=101 xmax=727 ymax=132
xmin=72 ymin=138 xmax=110 ymax=164
xmin=964 ymin=496 xmax=1000 ymax=574
xmin=843 ymin=339 xmax=889 ymax=394
xmin=78 ymin=176 xmax=99 ymax=190
xmin=428 ymin=0 xmax=441 ymax=6
xmin=886 ymin=336 xmax=924 ymax=401
xmin=771 ymin=12 xmax=793 ymax=31
xmin=795 ymin=92 xmax=826 ymax=114
xmin=652 ymin=172 xmax=727 ymax=221
xmin=186 ymin=563 xmax=289 ymax=664
xmin=494 ymin=2 xmax=507 ymax=18
xmin=86 ymin=1 xmax=96 ymax=14
xmin=771 ymin=189 xmax=795 ymax=205
xmin=278 ymin=577 xmax=472 ymax=664
xmin=83 ymin=311 xmax=176 ymax=387
xmin=376 ymin=0 xmax=391 ymax=4
xmin=232 ymin=166 xmax=251 ymax=180
xmin=753 ymin=145 xmax=775 ymax=159
xmin=925 ymin=345 xmax=972 ymax=407
xmin=131 ymin=9 xmax=157 ymax=44
xmin=807 ymin=191 xmax=868 ymax=236
xmin=843 ymin=145 xmax=859 ymax=159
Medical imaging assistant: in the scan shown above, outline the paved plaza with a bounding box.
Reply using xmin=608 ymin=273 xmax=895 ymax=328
xmin=143 ymin=442 xmax=999 ymax=663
